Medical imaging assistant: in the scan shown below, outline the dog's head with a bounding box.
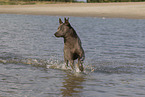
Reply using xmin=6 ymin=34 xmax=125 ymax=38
xmin=54 ymin=18 xmax=71 ymax=38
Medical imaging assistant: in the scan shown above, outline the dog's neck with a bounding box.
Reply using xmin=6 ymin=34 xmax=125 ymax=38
xmin=64 ymin=28 xmax=78 ymax=45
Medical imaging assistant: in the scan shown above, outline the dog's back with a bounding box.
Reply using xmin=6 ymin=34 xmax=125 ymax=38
xmin=64 ymin=27 xmax=84 ymax=59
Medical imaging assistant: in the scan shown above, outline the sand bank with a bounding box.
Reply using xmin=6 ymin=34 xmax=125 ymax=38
xmin=0 ymin=2 xmax=145 ymax=19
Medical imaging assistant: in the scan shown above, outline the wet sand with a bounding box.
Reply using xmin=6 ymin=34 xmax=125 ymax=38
xmin=0 ymin=2 xmax=145 ymax=19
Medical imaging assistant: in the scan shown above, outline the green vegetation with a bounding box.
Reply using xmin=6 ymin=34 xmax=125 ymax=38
xmin=0 ymin=0 xmax=145 ymax=5
xmin=87 ymin=0 xmax=145 ymax=2
xmin=0 ymin=0 xmax=79 ymax=5
xmin=9 ymin=0 xmax=75 ymax=2
xmin=0 ymin=0 xmax=35 ymax=5
xmin=3 ymin=0 xmax=76 ymax=4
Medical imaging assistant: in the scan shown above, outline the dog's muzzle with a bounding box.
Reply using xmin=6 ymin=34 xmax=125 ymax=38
xmin=54 ymin=32 xmax=59 ymax=37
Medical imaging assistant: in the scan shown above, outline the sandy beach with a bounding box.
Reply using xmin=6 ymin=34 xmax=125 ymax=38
xmin=0 ymin=2 xmax=145 ymax=19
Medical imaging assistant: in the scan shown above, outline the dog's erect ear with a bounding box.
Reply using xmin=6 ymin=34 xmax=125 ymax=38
xmin=64 ymin=17 xmax=69 ymax=25
xmin=67 ymin=17 xmax=69 ymax=21
xmin=59 ymin=18 xmax=63 ymax=24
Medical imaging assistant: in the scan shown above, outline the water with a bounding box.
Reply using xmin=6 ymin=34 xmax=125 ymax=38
xmin=0 ymin=14 xmax=145 ymax=97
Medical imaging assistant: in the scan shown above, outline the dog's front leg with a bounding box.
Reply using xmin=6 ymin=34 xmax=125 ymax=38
xmin=69 ymin=60 xmax=74 ymax=71
xmin=64 ymin=58 xmax=69 ymax=68
xmin=78 ymin=58 xmax=84 ymax=72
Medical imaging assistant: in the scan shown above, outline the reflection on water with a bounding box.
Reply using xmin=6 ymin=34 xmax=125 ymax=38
xmin=61 ymin=72 xmax=85 ymax=97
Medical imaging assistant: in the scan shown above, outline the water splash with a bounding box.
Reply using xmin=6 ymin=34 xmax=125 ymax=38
xmin=0 ymin=57 xmax=94 ymax=74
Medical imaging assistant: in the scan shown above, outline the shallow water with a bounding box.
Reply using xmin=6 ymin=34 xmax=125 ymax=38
xmin=0 ymin=14 xmax=145 ymax=97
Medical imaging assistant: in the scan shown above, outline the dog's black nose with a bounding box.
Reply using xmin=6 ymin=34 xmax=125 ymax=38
xmin=54 ymin=33 xmax=57 ymax=36
xmin=54 ymin=32 xmax=59 ymax=37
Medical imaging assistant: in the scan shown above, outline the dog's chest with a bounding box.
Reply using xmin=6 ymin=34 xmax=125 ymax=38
xmin=64 ymin=46 xmax=76 ymax=53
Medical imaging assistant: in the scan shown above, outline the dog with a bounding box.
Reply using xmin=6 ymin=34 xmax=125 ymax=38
xmin=54 ymin=18 xmax=85 ymax=72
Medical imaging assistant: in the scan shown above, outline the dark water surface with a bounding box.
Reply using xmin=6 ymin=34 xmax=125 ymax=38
xmin=0 ymin=14 xmax=145 ymax=97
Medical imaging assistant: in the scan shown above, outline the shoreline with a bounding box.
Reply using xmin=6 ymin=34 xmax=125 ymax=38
xmin=0 ymin=2 xmax=145 ymax=19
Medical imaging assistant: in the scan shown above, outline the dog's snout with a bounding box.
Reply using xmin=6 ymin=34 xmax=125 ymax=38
xmin=54 ymin=32 xmax=60 ymax=37
xmin=54 ymin=32 xmax=57 ymax=37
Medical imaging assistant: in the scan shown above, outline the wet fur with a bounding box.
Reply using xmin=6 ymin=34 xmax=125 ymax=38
xmin=54 ymin=18 xmax=85 ymax=72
